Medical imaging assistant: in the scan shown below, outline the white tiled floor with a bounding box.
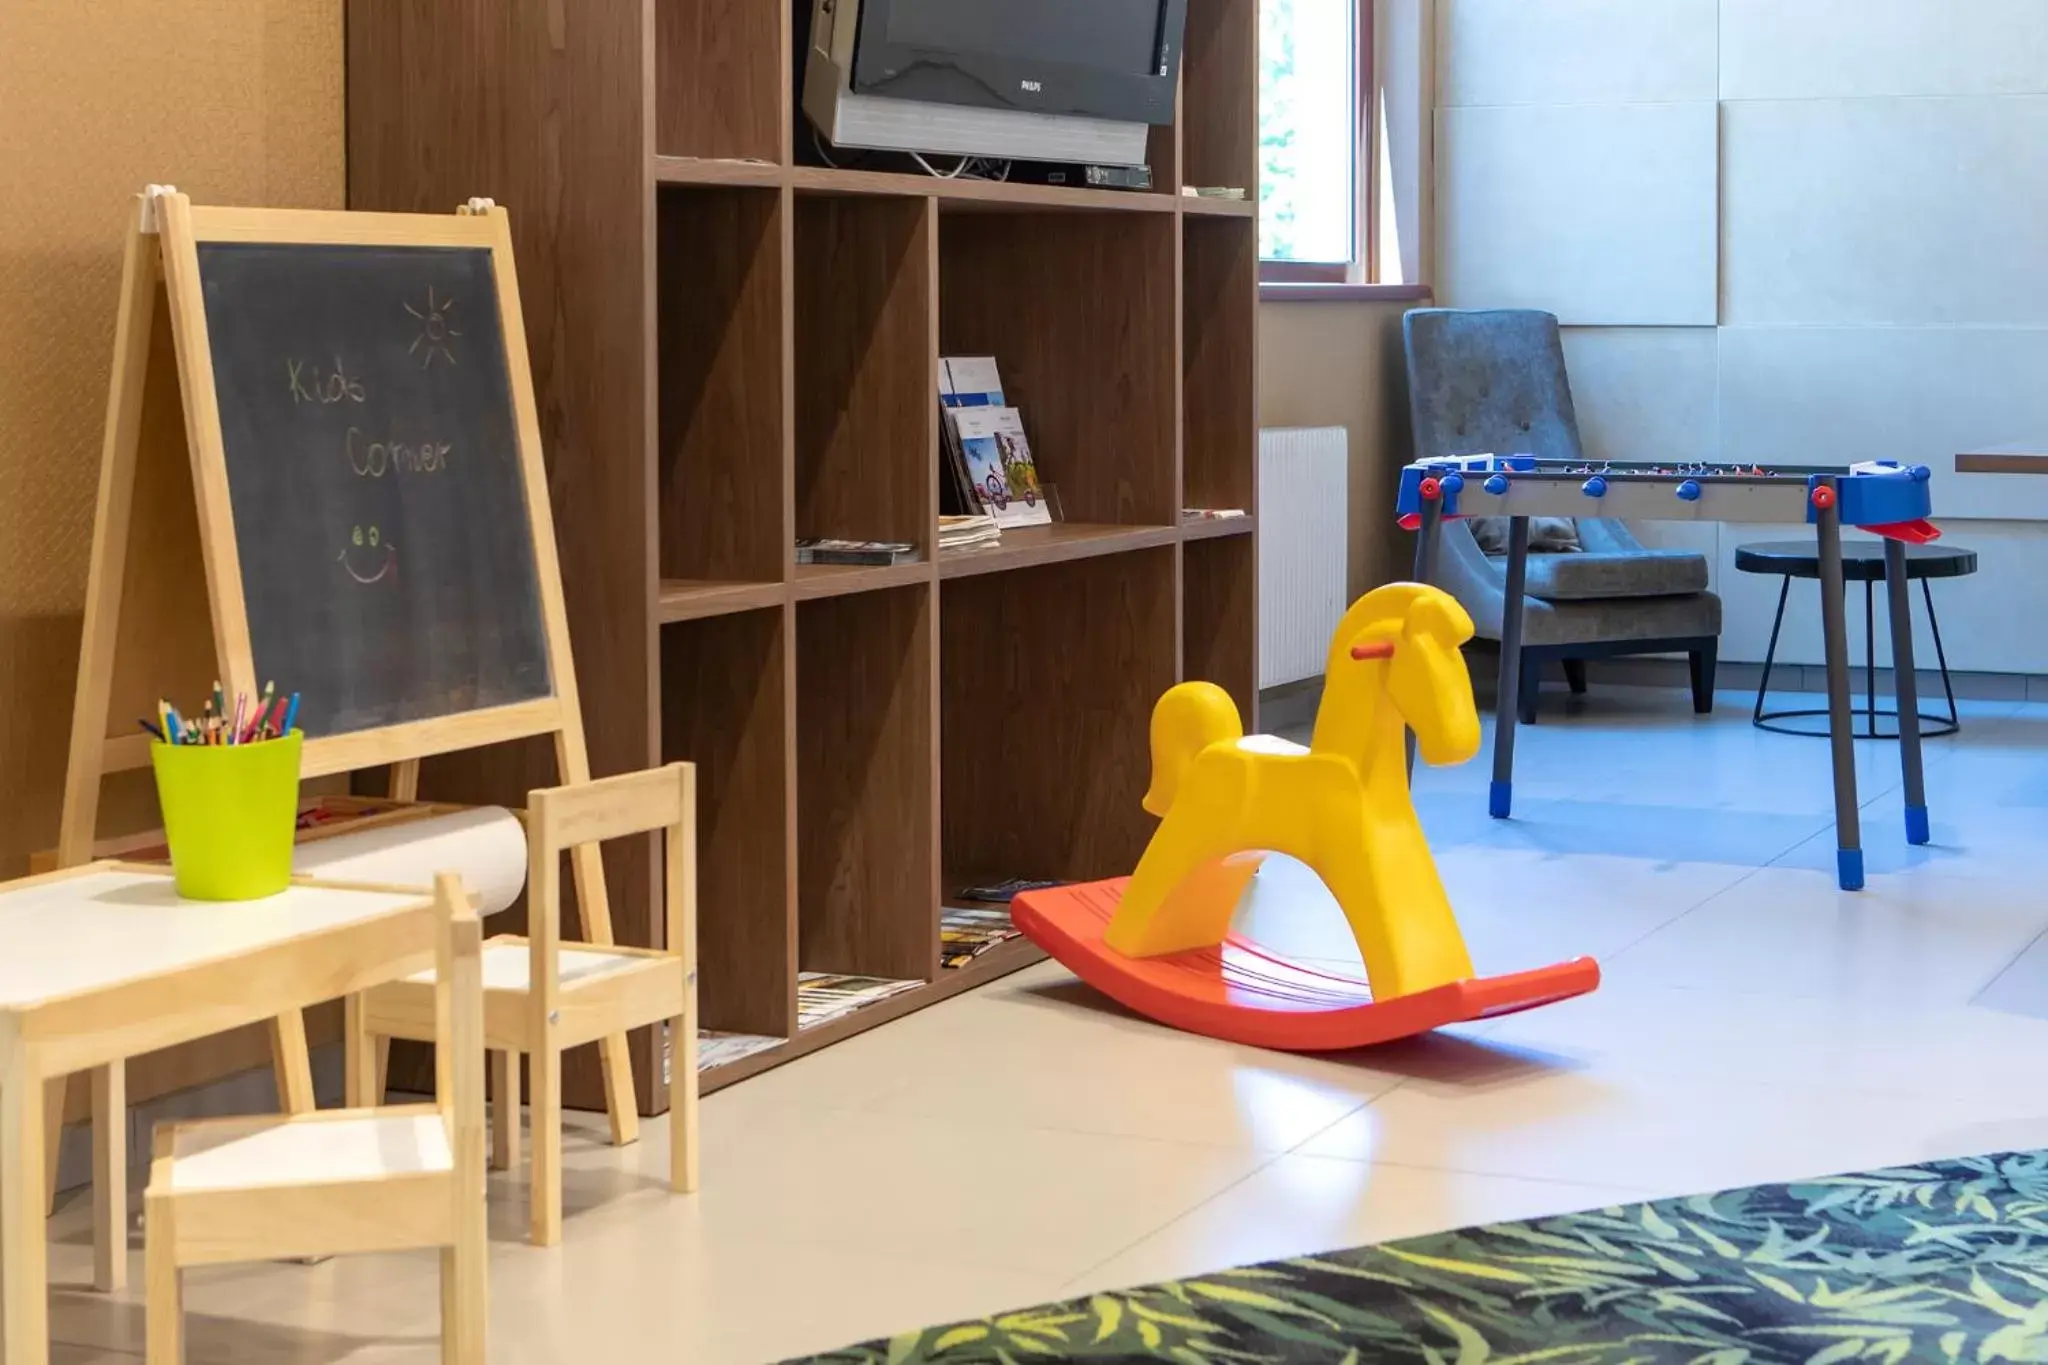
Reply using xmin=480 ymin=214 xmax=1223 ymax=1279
xmin=39 ymin=689 xmax=2048 ymax=1363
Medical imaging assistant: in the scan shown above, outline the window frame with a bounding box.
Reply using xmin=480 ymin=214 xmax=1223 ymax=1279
xmin=1257 ymin=0 xmax=1375 ymax=286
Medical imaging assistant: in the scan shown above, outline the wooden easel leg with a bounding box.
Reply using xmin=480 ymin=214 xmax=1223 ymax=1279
xmin=564 ymin=839 xmax=639 ymax=1146
xmin=92 ymin=1063 xmax=128 ymax=1291
xmin=269 ymin=1012 xmax=316 ymax=1114
xmin=59 ymin=215 xmax=160 ymax=875
xmin=550 ymin=721 xmax=641 ymax=1146
xmin=390 ymin=759 xmax=421 ymax=803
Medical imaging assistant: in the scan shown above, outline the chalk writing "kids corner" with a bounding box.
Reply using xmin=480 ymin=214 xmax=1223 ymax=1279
xmin=287 ymin=357 xmax=366 ymax=405
xmin=346 ymin=427 xmax=450 ymax=477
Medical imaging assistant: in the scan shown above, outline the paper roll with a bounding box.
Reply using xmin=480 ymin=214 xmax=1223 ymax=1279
xmin=293 ymin=806 xmax=528 ymax=916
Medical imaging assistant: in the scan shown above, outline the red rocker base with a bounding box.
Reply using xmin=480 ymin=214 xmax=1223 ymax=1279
xmin=1015 ymin=879 xmax=1600 ymax=1053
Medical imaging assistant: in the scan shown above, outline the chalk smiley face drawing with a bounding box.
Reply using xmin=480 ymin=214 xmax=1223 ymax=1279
xmin=339 ymin=523 xmax=397 ymax=584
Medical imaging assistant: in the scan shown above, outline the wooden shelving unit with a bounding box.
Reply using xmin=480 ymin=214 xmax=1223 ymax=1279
xmin=346 ymin=0 xmax=1258 ymax=1103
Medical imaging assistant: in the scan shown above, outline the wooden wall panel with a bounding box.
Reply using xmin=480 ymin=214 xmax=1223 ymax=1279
xmin=350 ymin=0 xmax=662 ymax=1108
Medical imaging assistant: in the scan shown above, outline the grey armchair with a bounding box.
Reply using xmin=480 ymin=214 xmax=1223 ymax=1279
xmin=1404 ymin=308 xmax=1722 ymax=722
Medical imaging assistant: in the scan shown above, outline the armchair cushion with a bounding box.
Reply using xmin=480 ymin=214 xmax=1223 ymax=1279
xmin=1520 ymin=549 xmax=1710 ymax=602
xmin=1468 ymin=516 xmax=1580 ymax=555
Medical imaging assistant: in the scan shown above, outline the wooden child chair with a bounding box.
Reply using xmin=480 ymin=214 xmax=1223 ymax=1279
xmin=144 ymin=873 xmax=488 ymax=1365
xmin=353 ymin=763 xmax=699 ymax=1245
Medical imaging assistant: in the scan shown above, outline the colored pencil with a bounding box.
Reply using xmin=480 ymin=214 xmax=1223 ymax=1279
xmin=282 ymin=692 xmax=301 ymax=736
xmin=139 ymin=718 xmax=165 ymax=742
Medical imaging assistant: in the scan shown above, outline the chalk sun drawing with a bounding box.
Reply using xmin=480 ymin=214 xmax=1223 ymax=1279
xmin=339 ymin=524 xmax=397 ymax=584
xmin=404 ymin=286 xmax=461 ymax=369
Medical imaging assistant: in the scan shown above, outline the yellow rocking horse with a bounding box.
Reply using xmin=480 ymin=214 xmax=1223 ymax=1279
xmin=1013 ymin=582 xmax=1597 ymax=1052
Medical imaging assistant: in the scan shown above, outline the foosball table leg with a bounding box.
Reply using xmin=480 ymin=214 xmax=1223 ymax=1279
xmin=1883 ymin=537 xmax=1930 ymax=845
xmin=1406 ymin=495 xmax=1445 ymax=782
xmin=1489 ymin=516 xmax=1531 ymax=819
xmin=1814 ymin=481 xmax=1865 ymax=890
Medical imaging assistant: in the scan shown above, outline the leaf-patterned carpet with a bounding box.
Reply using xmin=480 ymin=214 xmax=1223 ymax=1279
xmin=792 ymin=1152 xmax=2048 ymax=1363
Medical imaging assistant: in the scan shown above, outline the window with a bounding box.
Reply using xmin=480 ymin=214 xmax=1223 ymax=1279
xmin=1259 ymin=0 xmax=1368 ymax=283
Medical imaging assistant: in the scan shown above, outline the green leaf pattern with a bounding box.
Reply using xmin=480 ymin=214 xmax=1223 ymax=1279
xmin=794 ymin=1153 xmax=2048 ymax=1363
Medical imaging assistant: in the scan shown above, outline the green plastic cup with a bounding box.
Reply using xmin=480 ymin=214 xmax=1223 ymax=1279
xmin=150 ymin=731 xmax=304 ymax=901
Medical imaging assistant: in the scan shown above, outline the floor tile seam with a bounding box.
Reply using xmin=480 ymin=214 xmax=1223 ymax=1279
xmin=1350 ymin=1156 xmax=1659 ymax=1200
xmin=1050 ymin=1148 xmax=1297 ymax=1295
xmin=1959 ymin=920 xmax=2048 ymax=1007
xmin=1587 ymin=832 xmax=1815 ymax=970
xmin=1274 ymin=1072 xmax=1428 ymax=1162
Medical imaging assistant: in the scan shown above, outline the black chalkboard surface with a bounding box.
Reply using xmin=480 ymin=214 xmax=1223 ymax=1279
xmin=196 ymin=242 xmax=553 ymax=737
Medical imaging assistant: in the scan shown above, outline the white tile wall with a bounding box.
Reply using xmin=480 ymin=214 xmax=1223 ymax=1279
xmin=1437 ymin=102 xmax=1719 ymax=325
xmin=1438 ymin=0 xmax=1718 ymax=107
xmin=1719 ymin=0 xmax=2048 ymax=101
xmin=1718 ymin=327 xmax=2048 ymax=522
xmin=1560 ymin=327 xmax=1721 ymax=465
xmin=1722 ymin=97 xmax=2048 ymax=327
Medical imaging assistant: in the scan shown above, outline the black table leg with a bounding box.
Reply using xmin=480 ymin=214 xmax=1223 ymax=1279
xmin=1406 ymin=497 xmax=1443 ymax=782
xmin=1753 ymin=575 xmax=1792 ymax=725
xmin=1490 ymin=517 xmax=1530 ymax=819
xmin=1923 ymin=579 xmax=1960 ymax=729
xmin=1815 ymin=487 xmax=1863 ymax=890
xmin=1886 ymin=538 xmax=1930 ymax=845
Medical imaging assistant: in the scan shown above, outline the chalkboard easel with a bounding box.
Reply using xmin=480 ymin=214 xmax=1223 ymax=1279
xmin=51 ymin=189 xmax=638 ymax=1281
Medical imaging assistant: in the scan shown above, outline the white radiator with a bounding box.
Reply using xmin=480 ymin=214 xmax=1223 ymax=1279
xmin=1257 ymin=426 xmax=1350 ymax=689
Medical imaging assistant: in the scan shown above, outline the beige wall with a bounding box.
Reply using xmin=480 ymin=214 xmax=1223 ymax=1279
xmin=0 ymin=0 xmax=343 ymax=876
xmin=1258 ymin=300 xmax=1418 ymax=599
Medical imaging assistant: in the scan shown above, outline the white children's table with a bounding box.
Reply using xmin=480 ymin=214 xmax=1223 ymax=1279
xmin=0 ymin=863 xmax=440 ymax=1365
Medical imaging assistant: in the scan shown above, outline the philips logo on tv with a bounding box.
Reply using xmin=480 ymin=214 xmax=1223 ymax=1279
xmin=1019 ymin=79 xmax=1042 ymax=92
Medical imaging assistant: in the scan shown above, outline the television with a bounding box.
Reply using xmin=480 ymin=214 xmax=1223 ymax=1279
xmin=803 ymin=0 xmax=1189 ymax=167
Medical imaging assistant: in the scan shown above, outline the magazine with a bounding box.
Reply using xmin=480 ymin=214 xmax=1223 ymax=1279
xmin=951 ymin=406 xmax=1052 ymax=528
xmin=695 ymin=1030 xmax=781 ymax=1073
xmin=795 ymin=537 xmax=918 ymax=566
xmin=940 ymin=903 xmax=1024 ymax=969
xmin=939 ymin=357 xmax=1004 ymax=515
xmin=939 ymin=356 xmax=1005 ymax=409
xmin=939 ymin=514 xmax=1001 ymax=551
xmin=955 ymin=876 xmax=1065 ymax=903
xmin=796 ymin=972 xmax=922 ymax=1030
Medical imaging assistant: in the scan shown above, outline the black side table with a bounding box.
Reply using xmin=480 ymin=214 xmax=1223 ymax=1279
xmin=1734 ymin=540 xmax=1977 ymax=739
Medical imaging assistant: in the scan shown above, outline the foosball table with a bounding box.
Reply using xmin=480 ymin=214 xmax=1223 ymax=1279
xmin=1397 ymin=456 xmax=1941 ymax=891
